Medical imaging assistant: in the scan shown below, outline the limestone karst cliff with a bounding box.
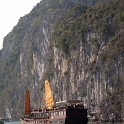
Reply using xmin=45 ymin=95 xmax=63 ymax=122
xmin=0 ymin=0 xmax=124 ymax=121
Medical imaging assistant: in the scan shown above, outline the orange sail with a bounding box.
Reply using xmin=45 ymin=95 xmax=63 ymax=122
xmin=44 ymin=80 xmax=54 ymax=109
xmin=25 ymin=89 xmax=31 ymax=115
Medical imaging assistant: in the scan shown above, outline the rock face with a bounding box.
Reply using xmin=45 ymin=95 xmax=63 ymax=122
xmin=0 ymin=0 xmax=124 ymax=120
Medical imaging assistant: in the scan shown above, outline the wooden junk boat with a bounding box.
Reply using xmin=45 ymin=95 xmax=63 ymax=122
xmin=20 ymin=80 xmax=88 ymax=124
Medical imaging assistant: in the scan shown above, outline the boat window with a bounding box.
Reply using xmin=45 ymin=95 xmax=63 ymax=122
xmin=64 ymin=110 xmax=66 ymax=115
xmin=60 ymin=111 xmax=63 ymax=115
xmin=56 ymin=112 xmax=58 ymax=115
xmin=54 ymin=112 xmax=56 ymax=116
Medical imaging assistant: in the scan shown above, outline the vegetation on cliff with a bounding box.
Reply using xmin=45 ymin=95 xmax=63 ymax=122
xmin=0 ymin=0 xmax=124 ymax=120
xmin=53 ymin=0 xmax=124 ymax=56
xmin=0 ymin=121 xmax=3 ymax=124
xmin=53 ymin=0 xmax=124 ymax=118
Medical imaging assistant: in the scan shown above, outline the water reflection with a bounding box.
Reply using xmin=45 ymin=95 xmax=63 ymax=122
xmin=88 ymin=122 xmax=124 ymax=124
xmin=5 ymin=122 xmax=20 ymax=124
xmin=5 ymin=122 xmax=124 ymax=124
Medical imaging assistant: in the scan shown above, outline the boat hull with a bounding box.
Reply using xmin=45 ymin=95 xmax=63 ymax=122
xmin=20 ymin=117 xmax=88 ymax=124
xmin=65 ymin=117 xmax=88 ymax=124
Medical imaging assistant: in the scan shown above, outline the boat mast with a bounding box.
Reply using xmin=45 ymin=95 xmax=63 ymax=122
xmin=25 ymin=89 xmax=31 ymax=115
xmin=44 ymin=80 xmax=54 ymax=109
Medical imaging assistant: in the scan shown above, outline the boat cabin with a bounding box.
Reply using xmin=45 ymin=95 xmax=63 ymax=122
xmin=24 ymin=100 xmax=88 ymax=124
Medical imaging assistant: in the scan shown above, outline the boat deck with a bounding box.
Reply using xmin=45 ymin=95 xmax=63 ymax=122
xmin=21 ymin=108 xmax=88 ymax=124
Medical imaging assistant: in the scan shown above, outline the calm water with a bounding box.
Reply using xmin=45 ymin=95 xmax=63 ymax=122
xmin=5 ymin=122 xmax=124 ymax=124
xmin=5 ymin=122 xmax=20 ymax=124
xmin=88 ymin=122 xmax=124 ymax=124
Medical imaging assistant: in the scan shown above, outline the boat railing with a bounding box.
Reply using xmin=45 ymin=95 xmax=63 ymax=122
xmin=30 ymin=108 xmax=66 ymax=117
xmin=23 ymin=104 xmax=86 ymax=120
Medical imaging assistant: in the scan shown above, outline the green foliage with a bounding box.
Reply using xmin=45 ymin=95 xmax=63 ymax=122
xmin=0 ymin=0 xmax=124 ymax=119
xmin=101 ymin=84 xmax=124 ymax=116
xmin=53 ymin=0 xmax=124 ymax=59
xmin=0 ymin=121 xmax=3 ymax=124
xmin=53 ymin=5 xmax=88 ymax=55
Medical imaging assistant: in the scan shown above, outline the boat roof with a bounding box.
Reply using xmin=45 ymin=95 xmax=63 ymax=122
xmin=56 ymin=99 xmax=83 ymax=104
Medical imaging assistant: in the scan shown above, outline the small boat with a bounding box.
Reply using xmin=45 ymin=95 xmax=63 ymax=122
xmin=20 ymin=80 xmax=88 ymax=124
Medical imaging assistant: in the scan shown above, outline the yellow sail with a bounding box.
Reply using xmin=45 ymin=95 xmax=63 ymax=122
xmin=44 ymin=80 xmax=54 ymax=109
xmin=25 ymin=89 xmax=31 ymax=115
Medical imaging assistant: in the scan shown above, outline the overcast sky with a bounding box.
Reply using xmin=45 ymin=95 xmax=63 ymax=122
xmin=0 ymin=0 xmax=41 ymax=49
